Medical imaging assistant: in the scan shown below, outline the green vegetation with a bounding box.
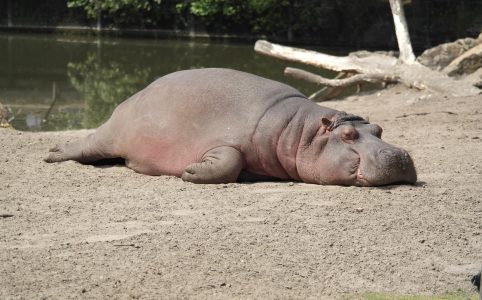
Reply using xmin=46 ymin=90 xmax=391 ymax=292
xmin=2 ymin=0 xmax=481 ymax=48
xmin=66 ymin=0 xmax=167 ymax=27
xmin=67 ymin=0 xmax=162 ymax=18
xmin=67 ymin=52 xmax=150 ymax=128
xmin=59 ymin=0 xmax=482 ymax=47
xmin=42 ymin=108 xmax=85 ymax=131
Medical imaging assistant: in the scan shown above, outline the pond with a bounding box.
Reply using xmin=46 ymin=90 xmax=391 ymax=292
xmin=0 ymin=33 xmax=341 ymax=131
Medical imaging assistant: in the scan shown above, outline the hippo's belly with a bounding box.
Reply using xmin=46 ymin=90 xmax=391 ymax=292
xmin=110 ymin=68 xmax=305 ymax=176
xmin=117 ymin=121 xmax=238 ymax=176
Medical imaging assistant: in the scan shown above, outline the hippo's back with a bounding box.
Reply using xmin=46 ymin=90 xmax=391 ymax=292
xmin=145 ymin=68 xmax=303 ymax=119
xmin=113 ymin=68 xmax=305 ymax=175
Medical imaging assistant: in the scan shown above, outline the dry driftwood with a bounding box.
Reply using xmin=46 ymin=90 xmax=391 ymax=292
xmin=255 ymin=40 xmax=480 ymax=97
xmin=255 ymin=40 xmax=397 ymax=74
xmin=254 ymin=0 xmax=481 ymax=100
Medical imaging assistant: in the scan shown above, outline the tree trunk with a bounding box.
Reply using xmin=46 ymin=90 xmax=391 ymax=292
xmin=389 ymin=0 xmax=416 ymax=63
xmin=287 ymin=0 xmax=294 ymax=42
xmin=96 ymin=0 xmax=102 ymax=31
xmin=7 ymin=0 xmax=12 ymax=27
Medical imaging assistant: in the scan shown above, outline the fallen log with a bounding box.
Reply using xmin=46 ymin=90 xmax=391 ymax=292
xmin=255 ymin=40 xmax=480 ymax=97
xmin=254 ymin=40 xmax=397 ymax=74
xmin=254 ymin=0 xmax=481 ymax=100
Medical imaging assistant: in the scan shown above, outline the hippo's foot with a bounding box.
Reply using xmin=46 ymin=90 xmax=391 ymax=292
xmin=181 ymin=146 xmax=243 ymax=184
xmin=44 ymin=135 xmax=114 ymax=164
xmin=44 ymin=144 xmax=74 ymax=163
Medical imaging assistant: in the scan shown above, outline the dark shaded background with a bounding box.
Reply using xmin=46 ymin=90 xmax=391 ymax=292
xmin=0 ymin=0 xmax=481 ymax=50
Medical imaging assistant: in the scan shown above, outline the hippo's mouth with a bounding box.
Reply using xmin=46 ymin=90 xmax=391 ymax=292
xmin=353 ymin=155 xmax=373 ymax=186
xmin=355 ymin=166 xmax=370 ymax=186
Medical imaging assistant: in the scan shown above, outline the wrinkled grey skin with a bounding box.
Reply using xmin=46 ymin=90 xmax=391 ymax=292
xmin=45 ymin=68 xmax=417 ymax=186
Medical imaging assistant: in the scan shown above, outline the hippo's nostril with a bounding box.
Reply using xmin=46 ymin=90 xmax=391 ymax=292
xmin=379 ymin=148 xmax=399 ymax=160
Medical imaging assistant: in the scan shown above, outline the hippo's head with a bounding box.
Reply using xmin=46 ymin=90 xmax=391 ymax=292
xmin=299 ymin=112 xmax=417 ymax=186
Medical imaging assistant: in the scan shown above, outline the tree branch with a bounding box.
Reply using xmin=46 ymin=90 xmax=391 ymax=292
xmin=308 ymin=72 xmax=348 ymax=101
xmin=284 ymin=67 xmax=399 ymax=87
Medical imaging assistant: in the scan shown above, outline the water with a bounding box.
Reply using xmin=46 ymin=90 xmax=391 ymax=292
xmin=0 ymin=33 xmax=339 ymax=131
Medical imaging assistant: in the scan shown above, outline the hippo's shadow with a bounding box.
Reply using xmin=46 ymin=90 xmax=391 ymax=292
xmin=472 ymin=269 xmax=481 ymax=292
xmin=85 ymin=159 xmax=426 ymax=188
xmin=84 ymin=161 xmax=288 ymax=183
xmin=375 ymin=180 xmax=427 ymax=190
xmin=90 ymin=158 xmax=126 ymax=168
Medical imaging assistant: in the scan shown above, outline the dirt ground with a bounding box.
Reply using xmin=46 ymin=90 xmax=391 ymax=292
xmin=1 ymin=85 xmax=481 ymax=299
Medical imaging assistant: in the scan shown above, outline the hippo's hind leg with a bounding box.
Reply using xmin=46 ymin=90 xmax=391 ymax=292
xmin=181 ymin=146 xmax=243 ymax=184
xmin=44 ymin=124 xmax=116 ymax=164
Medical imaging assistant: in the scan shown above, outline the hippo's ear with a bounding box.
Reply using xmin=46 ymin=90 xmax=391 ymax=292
xmin=365 ymin=116 xmax=370 ymax=122
xmin=321 ymin=118 xmax=333 ymax=130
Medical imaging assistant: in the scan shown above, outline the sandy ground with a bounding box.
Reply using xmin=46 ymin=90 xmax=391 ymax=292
xmin=1 ymin=86 xmax=481 ymax=299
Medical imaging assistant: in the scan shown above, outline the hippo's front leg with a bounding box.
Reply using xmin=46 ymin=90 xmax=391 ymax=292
xmin=181 ymin=146 xmax=243 ymax=184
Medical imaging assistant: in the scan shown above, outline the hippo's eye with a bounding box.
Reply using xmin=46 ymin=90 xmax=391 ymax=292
xmin=341 ymin=126 xmax=358 ymax=143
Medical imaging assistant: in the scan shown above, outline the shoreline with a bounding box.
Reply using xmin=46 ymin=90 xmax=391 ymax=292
xmin=1 ymin=87 xmax=481 ymax=298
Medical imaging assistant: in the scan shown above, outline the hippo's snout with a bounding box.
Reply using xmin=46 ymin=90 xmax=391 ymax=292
xmin=376 ymin=147 xmax=417 ymax=184
xmin=379 ymin=148 xmax=409 ymax=170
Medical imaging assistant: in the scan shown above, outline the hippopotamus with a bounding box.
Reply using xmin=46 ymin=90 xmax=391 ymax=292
xmin=45 ymin=68 xmax=417 ymax=186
